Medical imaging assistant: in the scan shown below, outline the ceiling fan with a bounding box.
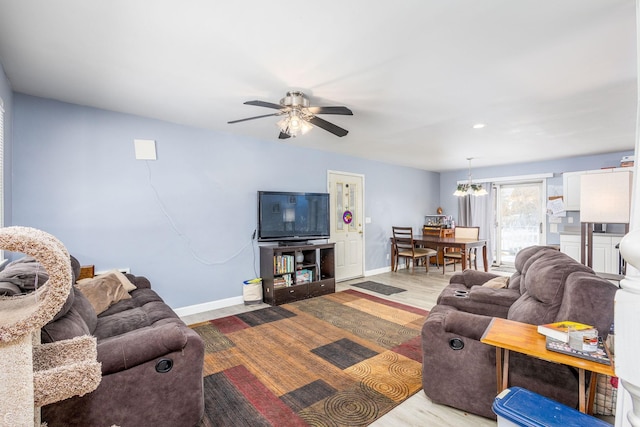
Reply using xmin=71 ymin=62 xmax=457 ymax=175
xmin=228 ymin=91 xmax=353 ymax=139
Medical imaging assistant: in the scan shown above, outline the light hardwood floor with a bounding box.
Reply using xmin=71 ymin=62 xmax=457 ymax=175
xmin=181 ymin=267 xmax=497 ymax=426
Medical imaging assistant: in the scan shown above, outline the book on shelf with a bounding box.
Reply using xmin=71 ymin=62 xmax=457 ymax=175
xmin=537 ymin=320 xmax=594 ymax=343
xmin=273 ymin=273 xmax=293 ymax=288
xmin=545 ymin=336 xmax=611 ymax=365
xmin=273 ymin=255 xmax=295 ymax=275
xmin=295 ymin=269 xmax=313 ymax=284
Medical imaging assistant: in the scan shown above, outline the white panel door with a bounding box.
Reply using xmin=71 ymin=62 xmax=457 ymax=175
xmin=328 ymin=171 xmax=364 ymax=281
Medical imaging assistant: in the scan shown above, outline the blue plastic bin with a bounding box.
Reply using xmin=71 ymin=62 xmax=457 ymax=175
xmin=493 ymin=387 xmax=612 ymax=427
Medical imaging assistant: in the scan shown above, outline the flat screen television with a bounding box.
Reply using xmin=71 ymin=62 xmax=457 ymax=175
xmin=257 ymin=191 xmax=330 ymax=243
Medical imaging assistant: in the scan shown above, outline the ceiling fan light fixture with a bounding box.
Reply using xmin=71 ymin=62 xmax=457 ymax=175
xmin=280 ymin=91 xmax=310 ymax=108
xmin=230 ymin=90 xmax=350 ymax=138
xmin=277 ymin=110 xmax=313 ymax=137
xmin=289 ymin=110 xmax=303 ymax=130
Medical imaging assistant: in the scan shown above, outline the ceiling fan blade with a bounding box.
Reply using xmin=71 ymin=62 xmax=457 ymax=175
xmin=278 ymin=132 xmax=291 ymax=140
xmin=307 ymin=106 xmax=353 ymax=115
xmin=227 ymin=112 xmax=281 ymax=124
xmin=308 ymin=116 xmax=349 ymax=137
xmin=244 ymin=100 xmax=284 ymax=110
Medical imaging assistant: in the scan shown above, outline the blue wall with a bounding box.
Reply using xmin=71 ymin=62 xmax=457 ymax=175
xmin=11 ymin=94 xmax=438 ymax=309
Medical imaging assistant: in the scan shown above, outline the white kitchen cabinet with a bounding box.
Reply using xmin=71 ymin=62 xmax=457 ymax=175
xmin=559 ymin=234 xmax=623 ymax=274
xmin=562 ymin=171 xmax=584 ymax=211
xmin=604 ymin=235 xmax=622 ymax=274
xmin=591 ymin=237 xmax=612 ymax=273
xmin=559 ymin=234 xmax=581 ymax=262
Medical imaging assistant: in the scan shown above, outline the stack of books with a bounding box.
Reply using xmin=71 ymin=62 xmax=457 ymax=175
xmin=538 ymin=320 xmax=611 ymax=365
xmin=273 ymin=274 xmax=292 ymax=288
xmin=537 ymin=320 xmax=594 ymax=343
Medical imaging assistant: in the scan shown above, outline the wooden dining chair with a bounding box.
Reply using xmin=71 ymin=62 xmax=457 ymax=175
xmin=392 ymin=226 xmax=438 ymax=272
xmin=442 ymin=226 xmax=480 ymax=273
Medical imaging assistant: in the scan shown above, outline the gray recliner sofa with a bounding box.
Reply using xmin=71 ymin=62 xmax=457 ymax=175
xmin=0 ymin=255 xmax=205 ymax=427
xmin=421 ymin=246 xmax=618 ymax=419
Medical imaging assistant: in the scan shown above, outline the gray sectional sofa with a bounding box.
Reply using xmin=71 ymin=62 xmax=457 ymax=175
xmin=0 ymin=255 xmax=205 ymax=427
xmin=421 ymin=245 xmax=618 ymax=419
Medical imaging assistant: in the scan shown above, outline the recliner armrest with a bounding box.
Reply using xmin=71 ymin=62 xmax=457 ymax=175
xmin=442 ymin=309 xmax=494 ymax=340
xmin=449 ymin=270 xmax=502 ymax=288
xmin=468 ymin=286 xmax=520 ymax=307
xmin=97 ymin=322 xmax=199 ymax=375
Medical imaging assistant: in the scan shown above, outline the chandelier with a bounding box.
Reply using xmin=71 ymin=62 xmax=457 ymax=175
xmin=453 ymin=158 xmax=488 ymax=197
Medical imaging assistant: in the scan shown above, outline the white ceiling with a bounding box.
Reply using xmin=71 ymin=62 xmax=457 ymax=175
xmin=0 ymin=0 xmax=636 ymax=172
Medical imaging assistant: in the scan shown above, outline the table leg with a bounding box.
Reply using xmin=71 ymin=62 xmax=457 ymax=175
xmin=391 ymin=241 xmax=396 ymax=271
xmin=579 ymin=369 xmax=585 ymax=413
xmin=461 ymin=246 xmax=467 ymax=270
xmin=495 ymin=348 xmax=503 ymax=394
xmin=482 ymin=244 xmax=488 ymax=272
xmin=587 ymin=373 xmax=597 ymax=415
xmin=502 ymin=349 xmax=510 ymax=391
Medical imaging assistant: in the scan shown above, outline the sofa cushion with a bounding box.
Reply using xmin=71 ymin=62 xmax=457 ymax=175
xmin=94 ymin=307 xmax=149 ymax=338
xmin=41 ymin=288 xmax=98 ymax=343
xmin=508 ymin=246 xmax=558 ymax=293
xmin=482 ymin=276 xmax=509 ymax=289
xmin=98 ymin=288 xmax=165 ymax=317
xmin=508 ymin=250 xmax=593 ymax=325
xmin=51 ymin=285 xmax=76 ymax=322
xmin=41 ymin=306 xmax=92 ymax=343
xmin=73 ymin=287 xmax=98 ymax=332
xmin=75 ymin=275 xmax=132 ymax=314
xmin=556 ymin=271 xmax=618 ymax=336
xmin=93 ymin=289 xmax=180 ymax=339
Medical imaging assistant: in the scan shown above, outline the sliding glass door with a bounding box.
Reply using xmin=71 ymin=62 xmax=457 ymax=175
xmin=493 ymin=181 xmax=545 ymax=265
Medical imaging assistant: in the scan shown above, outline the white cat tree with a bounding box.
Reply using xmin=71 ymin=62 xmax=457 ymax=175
xmin=0 ymin=226 xmax=101 ymax=427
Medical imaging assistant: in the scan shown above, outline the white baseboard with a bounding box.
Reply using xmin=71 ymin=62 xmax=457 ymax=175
xmin=173 ymin=295 xmax=244 ymax=318
xmin=174 ymin=266 xmax=393 ymax=318
xmin=365 ymin=266 xmax=391 ymax=276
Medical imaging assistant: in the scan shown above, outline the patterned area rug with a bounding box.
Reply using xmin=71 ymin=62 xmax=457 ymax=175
xmin=350 ymin=281 xmax=407 ymax=296
xmin=192 ymin=290 xmax=427 ymax=426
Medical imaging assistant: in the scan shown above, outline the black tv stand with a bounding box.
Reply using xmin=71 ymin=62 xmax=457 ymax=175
xmin=260 ymin=242 xmax=335 ymax=306
xmin=277 ymin=240 xmax=328 ymax=246
xmin=278 ymin=241 xmax=310 ymax=247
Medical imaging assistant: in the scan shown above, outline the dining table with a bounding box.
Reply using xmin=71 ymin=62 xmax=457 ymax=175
xmin=390 ymin=234 xmax=489 ymax=272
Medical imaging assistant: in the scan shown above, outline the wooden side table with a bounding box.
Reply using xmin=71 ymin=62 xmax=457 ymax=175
xmin=481 ymin=317 xmax=615 ymax=414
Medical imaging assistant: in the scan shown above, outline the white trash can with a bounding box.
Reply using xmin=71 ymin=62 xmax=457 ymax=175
xmin=243 ymin=278 xmax=263 ymax=305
